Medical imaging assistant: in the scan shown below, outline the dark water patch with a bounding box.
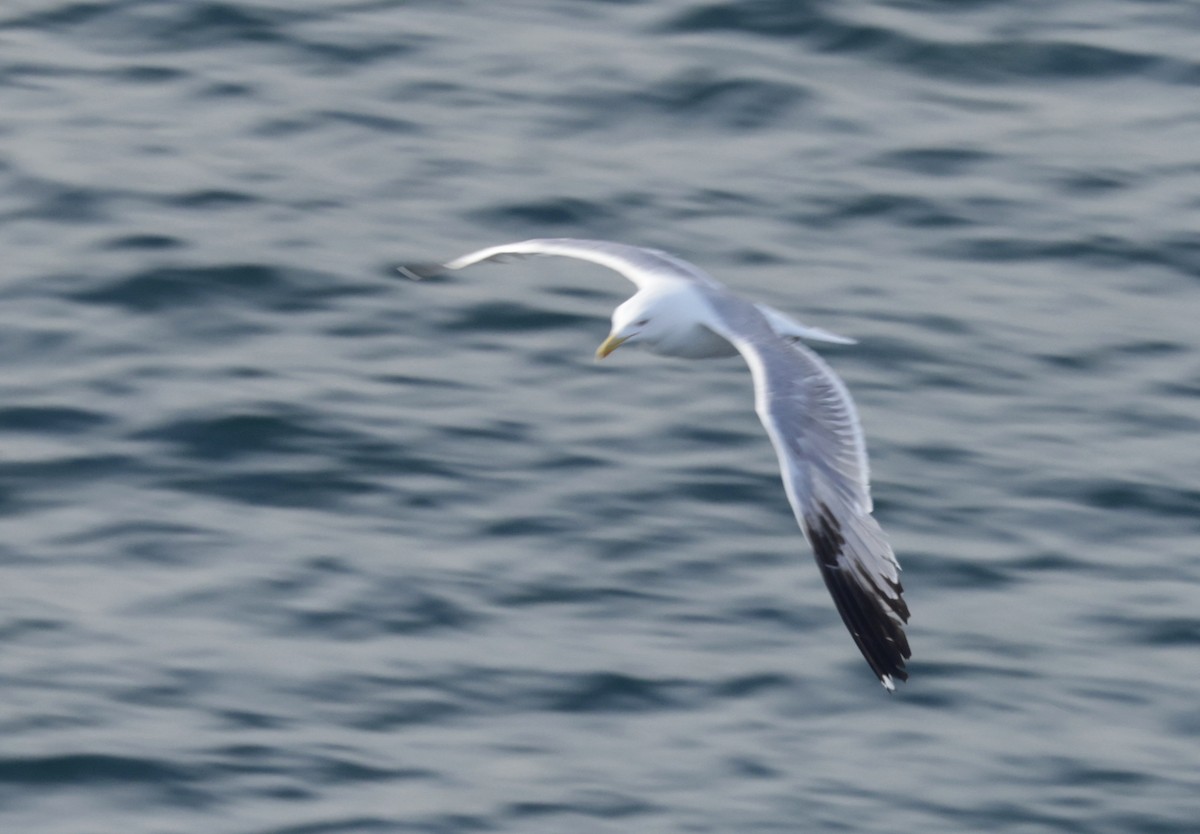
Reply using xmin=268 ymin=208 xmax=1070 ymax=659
xmin=480 ymin=515 xmax=573 ymax=537
xmin=915 ymin=657 xmax=1037 ymax=686
xmin=0 ymin=616 xmax=68 ymax=642
xmin=207 ymin=745 xmax=431 ymax=785
xmin=1066 ymin=682 xmax=1151 ymax=709
xmin=467 ymin=197 xmax=613 ymax=230
xmin=101 ymin=232 xmax=185 ymax=251
xmin=54 ymin=520 xmax=221 ymax=566
xmin=530 ymin=450 xmax=607 ymax=471
xmin=672 ymin=467 xmax=770 ymax=504
xmin=439 ymin=420 xmax=532 ymax=442
xmin=319 ymin=109 xmax=420 ymax=133
xmin=164 ymin=469 xmax=378 ymax=508
xmin=305 ymin=756 xmax=425 ymax=785
xmin=0 ymin=752 xmax=198 ymax=788
xmin=544 ymin=284 xmax=618 ymax=302
xmin=255 ymin=110 xmax=419 ymax=139
xmin=0 ymin=454 xmax=136 ymax=497
xmin=110 ymin=63 xmax=186 ymax=83
xmin=724 ymin=755 xmax=781 ymax=779
xmin=264 ymin=555 xmax=355 ymax=594
xmin=710 ymin=672 xmax=791 ymax=698
xmin=0 ymin=405 xmax=108 ymax=433
xmin=727 ymin=246 xmax=786 ymax=266
xmin=372 ymin=450 xmax=460 ymax=480
xmin=901 ymin=40 xmax=1172 ymax=84
xmin=494 ymin=581 xmax=667 ymax=609
xmin=1055 ymin=169 xmax=1135 ymax=195
xmin=254 ymin=115 xmax=319 ymax=139
xmin=846 ymin=335 xmax=956 ymax=376
xmin=905 ymin=443 xmax=976 ymax=465
xmin=135 ymin=411 xmax=334 ymax=462
xmin=1158 ymin=231 xmax=1200 ymax=279
xmin=297 ymin=39 xmax=416 ymax=70
xmin=661 ymin=0 xmax=836 ymax=38
xmin=939 ymin=233 xmax=1200 ymax=279
xmin=350 ymin=699 xmax=463 ymax=732
xmin=366 ymin=587 xmax=482 ymax=639
xmin=1105 ymin=813 xmax=1200 ymax=834
xmin=889 ymin=308 xmax=975 ymax=337
xmin=1167 ymin=709 xmax=1200 ymax=737
xmin=7 ymin=181 xmax=110 ymax=224
xmin=873 ymin=146 xmax=994 ymax=177
xmin=721 ymin=600 xmax=828 ymax=632
xmin=505 ymin=791 xmax=656 ymax=821
xmin=215 ymin=709 xmax=291 ymax=730
xmin=1011 ymin=552 xmax=1096 ymax=574
xmin=1033 ymin=349 xmax=1107 ymax=373
xmin=165 ymin=189 xmax=259 ymax=209
xmin=629 ymin=71 xmax=808 ymax=131
xmin=922 ymin=798 xmax=1099 ymax=832
xmin=906 ymin=557 xmax=1013 ymax=590
xmin=1096 ymin=614 xmax=1200 ymax=647
xmin=801 ymin=193 xmax=970 ymax=230
xmin=1156 ymin=377 xmax=1200 ymax=398
xmin=682 ymin=188 xmax=766 ymax=219
xmin=1110 ymin=402 xmax=1199 ymax=434
xmin=544 ymin=671 xmax=690 ymax=713
xmin=289 ymin=588 xmax=480 ymax=639
xmin=299 ymin=672 xmax=465 ymax=719
xmin=308 ymin=668 xmax=684 ymax=723
xmin=116 ymin=667 xmax=216 ymax=709
xmin=71 ymin=264 xmax=288 ymax=313
xmin=1114 ymin=339 xmax=1187 ymax=358
xmin=676 ymin=425 xmax=757 ymax=446
xmin=445 ymin=301 xmax=597 ymax=334
xmin=252 ymin=818 xmax=405 ymax=834
xmin=1035 ymin=478 xmax=1200 ymax=520
xmin=338 ymin=435 xmax=470 ymax=481
xmin=196 ymin=79 xmax=257 ymax=99
xmin=144 ymin=569 xmax=481 ymax=640
xmin=0 ymin=1 xmax=114 ymax=30
xmin=141 ymin=2 xmax=298 ymax=49
xmin=1037 ymin=755 xmax=1152 ymax=788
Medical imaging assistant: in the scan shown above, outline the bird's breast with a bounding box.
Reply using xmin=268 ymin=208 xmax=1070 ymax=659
xmin=648 ymin=323 xmax=738 ymax=359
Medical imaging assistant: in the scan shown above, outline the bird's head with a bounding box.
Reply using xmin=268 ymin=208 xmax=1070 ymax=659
xmin=596 ymin=293 xmax=665 ymax=359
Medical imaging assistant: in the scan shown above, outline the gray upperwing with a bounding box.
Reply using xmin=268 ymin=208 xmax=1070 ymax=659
xmin=435 ymin=239 xmax=723 ymax=291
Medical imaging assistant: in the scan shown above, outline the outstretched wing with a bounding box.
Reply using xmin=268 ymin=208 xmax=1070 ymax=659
xmin=402 ymin=238 xmax=722 ymax=291
xmin=720 ymin=321 xmax=910 ymax=689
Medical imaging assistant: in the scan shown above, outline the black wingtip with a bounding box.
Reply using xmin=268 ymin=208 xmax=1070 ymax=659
xmin=805 ymin=506 xmax=911 ymax=689
xmin=396 ymin=263 xmax=444 ymax=281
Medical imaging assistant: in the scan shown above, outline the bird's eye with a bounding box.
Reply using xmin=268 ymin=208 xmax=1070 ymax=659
xmin=635 ymin=318 xmax=650 ymax=327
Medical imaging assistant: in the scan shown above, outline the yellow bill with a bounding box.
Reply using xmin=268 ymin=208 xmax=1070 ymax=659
xmin=595 ymin=333 xmax=629 ymax=360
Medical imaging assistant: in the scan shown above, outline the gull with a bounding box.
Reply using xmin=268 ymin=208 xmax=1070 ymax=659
xmin=401 ymin=239 xmax=910 ymax=689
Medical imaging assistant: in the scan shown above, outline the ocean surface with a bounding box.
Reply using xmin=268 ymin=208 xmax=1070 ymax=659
xmin=1 ymin=2 xmax=1199 ymax=832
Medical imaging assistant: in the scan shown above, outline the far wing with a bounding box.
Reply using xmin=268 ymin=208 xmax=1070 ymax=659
xmin=755 ymin=303 xmax=857 ymax=346
xmin=402 ymin=238 xmax=722 ymax=291
xmin=727 ymin=329 xmax=910 ymax=689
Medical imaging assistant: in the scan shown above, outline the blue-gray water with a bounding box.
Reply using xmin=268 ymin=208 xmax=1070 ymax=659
xmin=2 ymin=2 xmax=1199 ymax=832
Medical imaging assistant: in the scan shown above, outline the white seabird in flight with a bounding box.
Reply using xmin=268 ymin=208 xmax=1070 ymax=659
xmin=402 ymin=238 xmax=911 ymax=690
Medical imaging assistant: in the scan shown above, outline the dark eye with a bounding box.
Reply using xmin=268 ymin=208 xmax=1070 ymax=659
xmin=635 ymin=318 xmax=650 ymax=327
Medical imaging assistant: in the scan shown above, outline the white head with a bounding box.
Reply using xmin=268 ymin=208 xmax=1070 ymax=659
xmin=596 ymin=292 xmax=672 ymax=359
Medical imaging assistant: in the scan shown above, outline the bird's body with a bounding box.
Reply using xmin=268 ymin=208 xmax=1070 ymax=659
xmin=404 ymin=238 xmax=910 ymax=690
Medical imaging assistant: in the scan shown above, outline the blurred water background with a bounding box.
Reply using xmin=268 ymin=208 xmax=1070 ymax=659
xmin=1 ymin=1 xmax=1199 ymax=832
